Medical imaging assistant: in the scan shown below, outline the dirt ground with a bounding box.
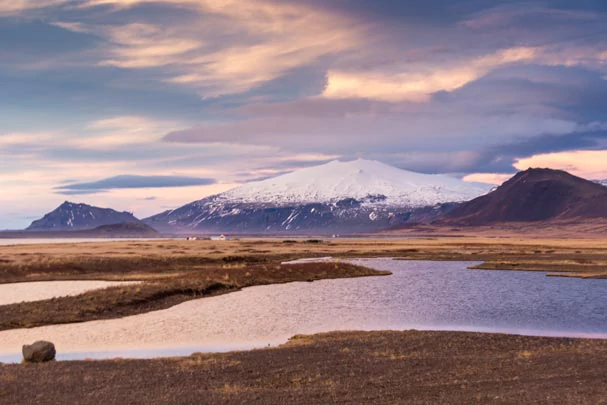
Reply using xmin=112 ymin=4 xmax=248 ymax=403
xmin=1 ymin=330 xmax=606 ymax=404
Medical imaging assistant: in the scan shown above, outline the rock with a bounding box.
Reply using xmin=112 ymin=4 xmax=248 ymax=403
xmin=22 ymin=341 xmax=56 ymax=363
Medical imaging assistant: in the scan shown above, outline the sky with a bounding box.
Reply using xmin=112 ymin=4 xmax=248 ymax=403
xmin=1 ymin=0 xmax=607 ymax=229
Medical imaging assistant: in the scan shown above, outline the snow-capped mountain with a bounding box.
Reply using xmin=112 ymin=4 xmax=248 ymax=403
xmin=144 ymin=159 xmax=492 ymax=234
xmin=221 ymin=159 xmax=488 ymax=206
xmin=27 ymin=201 xmax=140 ymax=231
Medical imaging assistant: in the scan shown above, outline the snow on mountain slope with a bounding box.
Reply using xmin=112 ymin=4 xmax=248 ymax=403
xmin=220 ymin=159 xmax=491 ymax=207
xmin=144 ymin=159 xmax=493 ymax=234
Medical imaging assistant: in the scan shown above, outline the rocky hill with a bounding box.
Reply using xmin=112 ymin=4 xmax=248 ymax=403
xmin=443 ymin=168 xmax=607 ymax=225
xmin=27 ymin=201 xmax=141 ymax=231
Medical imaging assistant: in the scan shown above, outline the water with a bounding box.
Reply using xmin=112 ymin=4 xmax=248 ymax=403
xmin=0 ymin=281 xmax=141 ymax=306
xmin=0 ymin=259 xmax=605 ymax=362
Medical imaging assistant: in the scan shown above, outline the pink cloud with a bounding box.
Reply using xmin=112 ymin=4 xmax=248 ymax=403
xmin=514 ymin=150 xmax=607 ymax=179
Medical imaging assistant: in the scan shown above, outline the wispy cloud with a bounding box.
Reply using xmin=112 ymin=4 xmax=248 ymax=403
xmin=56 ymin=174 xmax=217 ymax=194
xmin=53 ymin=0 xmax=364 ymax=97
xmin=514 ymin=150 xmax=607 ymax=179
xmin=462 ymin=173 xmax=514 ymax=185
xmin=461 ymin=4 xmax=600 ymax=30
xmin=72 ymin=115 xmax=182 ymax=148
xmin=0 ymin=132 xmax=55 ymax=146
xmin=99 ymin=23 xmax=203 ymax=69
xmin=323 ymin=47 xmax=538 ymax=102
xmin=0 ymin=0 xmax=67 ymax=16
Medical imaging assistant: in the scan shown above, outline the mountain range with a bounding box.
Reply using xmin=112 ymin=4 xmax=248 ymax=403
xmin=143 ymin=159 xmax=491 ymax=234
xmin=21 ymin=160 xmax=607 ymax=235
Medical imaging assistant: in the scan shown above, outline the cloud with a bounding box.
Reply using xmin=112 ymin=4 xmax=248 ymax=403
xmin=0 ymin=0 xmax=67 ymax=16
xmin=513 ymin=150 xmax=607 ymax=179
xmin=98 ymin=23 xmax=204 ymax=69
xmin=323 ymin=47 xmax=538 ymax=102
xmin=163 ymin=94 xmax=580 ymax=156
xmin=462 ymin=173 xmax=514 ymax=185
xmin=56 ymin=174 xmax=217 ymax=194
xmin=3 ymin=0 xmax=607 ymax=228
xmin=0 ymin=132 xmax=55 ymax=146
xmin=54 ymin=0 xmax=364 ymax=98
xmin=462 ymin=148 xmax=607 ymax=186
xmin=73 ymin=115 xmax=182 ymax=148
xmin=461 ymin=4 xmax=600 ymax=30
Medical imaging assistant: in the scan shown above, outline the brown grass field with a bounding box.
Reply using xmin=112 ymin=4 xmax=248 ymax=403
xmin=1 ymin=237 xmax=606 ymax=404
xmin=2 ymin=330 xmax=606 ymax=404
xmin=2 ymin=237 xmax=607 ymax=282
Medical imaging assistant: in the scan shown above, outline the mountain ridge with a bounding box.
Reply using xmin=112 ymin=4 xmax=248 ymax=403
xmin=27 ymin=201 xmax=141 ymax=231
xmin=442 ymin=168 xmax=607 ymax=226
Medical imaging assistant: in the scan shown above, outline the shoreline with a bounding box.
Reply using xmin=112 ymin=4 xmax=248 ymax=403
xmin=3 ymin=324 xmax=607 ymax=364
xmin=2 ymin=330 xmax=606 ymax=404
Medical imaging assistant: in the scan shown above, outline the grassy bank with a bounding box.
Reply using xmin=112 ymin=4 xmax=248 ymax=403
xmin=1 ymin=330 xmax=606 ymax=404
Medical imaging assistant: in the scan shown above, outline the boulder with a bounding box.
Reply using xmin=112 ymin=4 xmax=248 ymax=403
xmin=22 ymin=341 xmax=56 ymax=363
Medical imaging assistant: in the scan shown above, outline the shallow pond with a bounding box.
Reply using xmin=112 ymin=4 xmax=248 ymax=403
xmin=0 ymin=259 xmax=605 ymax=363
xmin=0 ymin=280 xmax=140 ymax=306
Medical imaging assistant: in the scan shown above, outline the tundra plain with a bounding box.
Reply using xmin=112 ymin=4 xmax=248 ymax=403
xmin=0 ymin=237 xmax=606 ymax=404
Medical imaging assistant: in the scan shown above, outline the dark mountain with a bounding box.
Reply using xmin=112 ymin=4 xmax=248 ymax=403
xmin=443 ymin=168 xmax=607 ymax=225
xmin=26 ymin=201 xmax=140 ymax=231
xmin=144 ymin=197 xmax=459 ymax=235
